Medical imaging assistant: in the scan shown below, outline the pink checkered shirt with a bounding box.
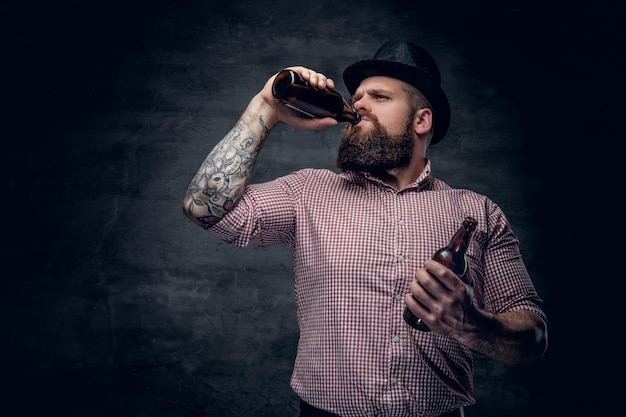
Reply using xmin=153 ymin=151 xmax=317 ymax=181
xmin=210 ymin=160 xmax=546 ymax=417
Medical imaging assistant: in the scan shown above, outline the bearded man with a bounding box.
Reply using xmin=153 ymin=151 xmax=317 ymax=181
xmin=183 ymin=40 xmax=548 ymax=417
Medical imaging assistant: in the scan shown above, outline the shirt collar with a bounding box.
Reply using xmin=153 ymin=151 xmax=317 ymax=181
xmin=341 ymin=159 xmax=433 ymax=191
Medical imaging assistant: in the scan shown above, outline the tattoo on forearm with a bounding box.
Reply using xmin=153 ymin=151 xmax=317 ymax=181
xmin=259 ymin=114 xmax=269 ymax=136
xmin=185 ymin=116 xmax=266 ymax=228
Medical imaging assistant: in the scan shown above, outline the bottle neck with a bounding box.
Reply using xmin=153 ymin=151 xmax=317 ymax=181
xmin=337 ymin=107 xmax=361 ymax=124
xmin=450 ymin=218 xmax=477 ymax=251
xmin=451 ymin=227 xmax=473 ymax=250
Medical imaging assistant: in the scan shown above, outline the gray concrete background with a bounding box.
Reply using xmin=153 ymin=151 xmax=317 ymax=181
xmin=3 ymin=1 xmax=619 ymax=416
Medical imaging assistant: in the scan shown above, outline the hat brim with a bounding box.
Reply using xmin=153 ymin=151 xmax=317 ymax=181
xmin=343 ymin=59 xmax=450 ymax=145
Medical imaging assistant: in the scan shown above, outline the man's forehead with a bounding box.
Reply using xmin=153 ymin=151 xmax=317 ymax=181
xmin=355 ymin=76 xmax=405 ymax=92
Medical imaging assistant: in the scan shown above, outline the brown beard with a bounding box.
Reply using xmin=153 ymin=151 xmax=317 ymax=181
xmin=336 ymin=113 xmax=415 ymax=174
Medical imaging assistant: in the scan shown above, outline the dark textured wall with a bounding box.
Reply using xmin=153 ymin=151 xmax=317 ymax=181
xmin=3 ymin=1 xmax=618 ymax=416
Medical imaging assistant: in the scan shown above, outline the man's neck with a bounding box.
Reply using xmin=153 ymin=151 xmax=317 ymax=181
xmin=376 ymin=157 xmax=427 ymax=191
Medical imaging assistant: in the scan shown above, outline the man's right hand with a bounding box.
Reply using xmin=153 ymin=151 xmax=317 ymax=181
xmin=256 ymin=66 xmax=341 ymax=131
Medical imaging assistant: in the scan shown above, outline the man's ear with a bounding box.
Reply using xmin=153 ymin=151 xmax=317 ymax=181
xmin=414 ymin=107 xmax=433 ymax=136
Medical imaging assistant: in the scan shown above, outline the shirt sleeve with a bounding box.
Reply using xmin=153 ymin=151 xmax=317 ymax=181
xmin=476 ymin=200 xmax=547 ymax=323
xmin=209 ymin=171 xmax=303 ymax=247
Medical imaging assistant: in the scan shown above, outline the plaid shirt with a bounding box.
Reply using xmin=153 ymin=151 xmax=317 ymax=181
xmin=210 ymin=161 xmax=546 ymax=417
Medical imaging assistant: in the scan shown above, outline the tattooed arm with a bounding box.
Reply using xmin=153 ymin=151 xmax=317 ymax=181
xmin=182 ymin=67 xmax=339 ymax=229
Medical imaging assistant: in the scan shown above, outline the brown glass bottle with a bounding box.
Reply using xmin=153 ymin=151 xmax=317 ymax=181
xmin=271 ymin=69 xmax=361 ymax=124
xmin=403 ymin=216 xmax=478 ymax=332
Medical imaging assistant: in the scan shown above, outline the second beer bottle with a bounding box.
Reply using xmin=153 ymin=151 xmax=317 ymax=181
xmin=271 ymin=69 xmax=361 ymax=124
xmin=403 ymin=216 xmax=478 ymax=332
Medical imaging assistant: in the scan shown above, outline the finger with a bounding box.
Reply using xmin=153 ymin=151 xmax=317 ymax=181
xmin=404 ymin=292 xmax=429 ymax=316
xmin=423 ymin=259 xmax=460 ymax=291
xmin=308 ymin=72 xmax=330 ymax=90
xmin=409 ymin=273 xmax=436 ymax=300
xmin=415 ymin=266 xmax=448 ymax=296
xmin=406 ymin=272 xmax=436 ymax=315
xmin=291 ymin=67 xmax=333 ymax=90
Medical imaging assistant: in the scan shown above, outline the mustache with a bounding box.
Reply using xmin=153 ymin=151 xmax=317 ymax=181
xmin=343 ymin=111 xmax=378 ymax=134
xmin=358 ymin=110 xmax=378 ymax=123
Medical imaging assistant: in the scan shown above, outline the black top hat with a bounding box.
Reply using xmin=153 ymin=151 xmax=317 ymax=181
xmin=343 ymin=40 xmax=450 ymax=145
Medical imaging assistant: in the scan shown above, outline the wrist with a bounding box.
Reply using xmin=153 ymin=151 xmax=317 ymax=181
xmin=244 ymin=93 xmax=280 ymax=133
xmin=455 ymin=308 xmax=495 ymax=346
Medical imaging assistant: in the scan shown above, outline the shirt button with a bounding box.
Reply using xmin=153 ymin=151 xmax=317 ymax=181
xmin=391 ymin=377 xmax=398 ymax=385
xmin=398 ymin=254 xmax=404 ymax=261
xmin=392 ymin=335 xmax=400 ymax=343
xmin=399 ymin=219 xmax=405 ymax=225
xmin=395 ymin=294 xmax=403 ymax=301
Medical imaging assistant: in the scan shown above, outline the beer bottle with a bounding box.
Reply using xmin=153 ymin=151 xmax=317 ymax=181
xmin=403 ymin=216 xmax=478 ymax=332
xmin=271 ymin=69 xmax=361 ymax=124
